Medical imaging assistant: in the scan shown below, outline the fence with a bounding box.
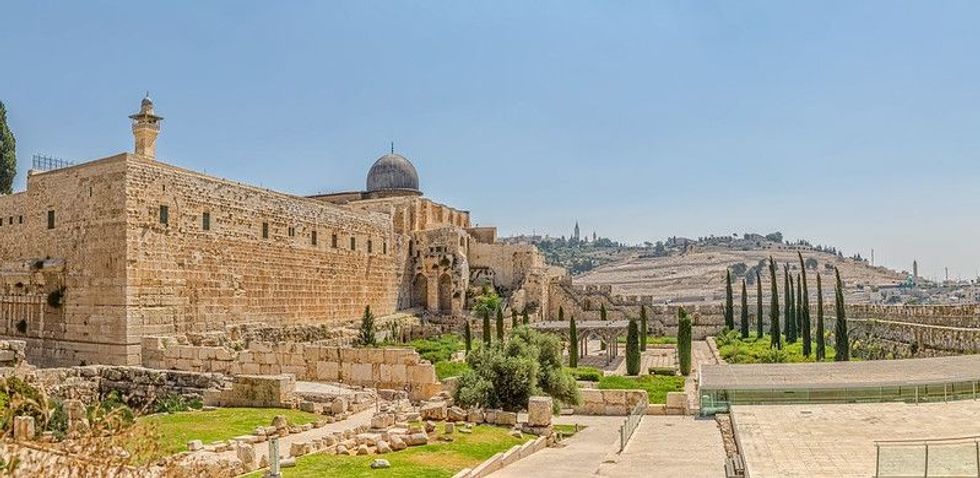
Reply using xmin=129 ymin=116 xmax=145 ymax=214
xmin=619 ymin=399 xmax=646 ymax=452
xmin=875 ymin=435 xmax=980 ymax=477
xmin=31 ymin=154 xmax=75 ymax=172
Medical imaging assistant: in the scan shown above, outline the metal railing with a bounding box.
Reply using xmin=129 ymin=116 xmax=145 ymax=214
xmin=875 ymin=435 xmax=980 ymax=477
xmin=31 ymin=154 xmax=75 ymax=172
xmin=619 ymin=400 xmax=646 ymax=452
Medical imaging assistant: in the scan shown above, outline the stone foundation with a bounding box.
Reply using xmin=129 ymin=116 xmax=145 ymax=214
xmin=572 ymin=389 xmax=648 ymax=415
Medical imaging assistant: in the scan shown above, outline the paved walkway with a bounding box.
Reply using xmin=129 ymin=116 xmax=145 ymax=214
xmin=215 ymin=407 xmax=375 ymax=463
xmin=685 ymin=340 xmax=717 ymax=411
xmin=489 ymin=414 xmax=726 ymax=478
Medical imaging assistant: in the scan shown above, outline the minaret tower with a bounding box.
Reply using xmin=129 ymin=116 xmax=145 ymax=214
xmin=573 ymin=221 xmax=580 ymax=241
xmin=129 ymin=93 xmax=163 ymax=159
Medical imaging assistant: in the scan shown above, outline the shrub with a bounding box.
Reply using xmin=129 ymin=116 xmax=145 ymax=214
xmin=648 ymin=366 xmax=678 ymax=376
xmin=408 ymin=334 xmax=462 ymax=364
xmin=566 ymin=367 xmax=602 ymax=382
xmin=568 ymin=315 xmax=578 ymax=368
xmin=358 ymin=305 xmax=376 ymax=347
xmin=454 ymin=328 xmax=579 ymax=411
xmin=759 ymin=347 xmax=789 ymax=363
xmin=153 ymin=393 xmax=203 ymax=414
xmin=677 ymin=308 xmax=692 ymax=376
xmin=626 ymin=318 xmax=640 ymax=375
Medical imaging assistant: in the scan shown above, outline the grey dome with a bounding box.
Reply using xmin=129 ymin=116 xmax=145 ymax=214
xmin=366 ymin=153 xmax=420 ymax=192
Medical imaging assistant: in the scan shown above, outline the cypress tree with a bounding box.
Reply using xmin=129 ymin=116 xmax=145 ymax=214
xmin=626 ymin=318 xmax=640 ymax=375
xmin=569 ymin=315 xmax=578 ymax=368
xmin=558 ymin=306 xmax=565 ymax=321
xmin=358 ymin=305 xmax=376 ymax=346
xmin=522 ymin=309 xmax=529 ymax=325
xmin=677 ymin=307 xmax=692 ymax=375
xmin=798 ymin=253 xmax=812 ymax=357
xmin=783 ymin=267 xmax=794 ymax=342
xmin=797 ymin=273 xmax=810 ymax=357
xmin=640 ymin=304 xmax=648 ymax=351
xmin=0 ymin=102 xmax=16 ymax=195
xmin=600 ymin=303 xmax=607 ymax=321
xmin=724 ymin=270 xmax=735 ymax=330
xmin=740 ymin=279 xmax=749 ymax=339
xmin=482 ymin=309 xmax=491 ymax=346
xmin=768 ymin=257 xmax=781 ymax=349
xmin=496 ymin=307 xmax=505 ymax=342
xmin=464 ymin=319 xmax=472 ymax=354
xmin=834 ymin=267 xmax=849 ymax=361
xmin=755 ymin=269 xmax=764 ymax=339
xmin=816 ymin=273 xmax=826 ymax=361
xmin=511 ymin=309 xmax=518 ymax=328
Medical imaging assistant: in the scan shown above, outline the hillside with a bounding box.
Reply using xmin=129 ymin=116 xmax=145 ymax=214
xmin=573 ymin=242 xmax=908 ymax=305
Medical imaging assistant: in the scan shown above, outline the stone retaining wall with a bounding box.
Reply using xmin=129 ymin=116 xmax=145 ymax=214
xmin=452 ymin=436 xmax=548 ymax=478
xmin=142 ymin=338 xmax=441 ymax=400
xmin=845 ymin=318 xmax=980 ymax=358
xmin=0 ymin=340 xmax=26 ymax=367
xmin=34 ymin=365 xmax=227 ymax=409
xmin=572 ymin=389 xmax=649 ymax=415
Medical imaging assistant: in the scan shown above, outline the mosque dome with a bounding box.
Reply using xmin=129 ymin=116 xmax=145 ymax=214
xmin=366 ymin=153 xmax=420 ymax=193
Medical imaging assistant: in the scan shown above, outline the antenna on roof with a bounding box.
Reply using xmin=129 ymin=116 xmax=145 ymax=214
xmin=390 ymin=141 xmax=394 ymax=154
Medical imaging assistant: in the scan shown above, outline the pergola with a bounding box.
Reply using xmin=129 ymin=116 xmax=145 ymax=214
xmin=531 ymin=320 xmax=630 ymax=363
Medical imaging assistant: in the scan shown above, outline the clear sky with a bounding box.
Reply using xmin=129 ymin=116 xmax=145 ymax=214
xmin=2 ymin=1 xmax=979 ymax=281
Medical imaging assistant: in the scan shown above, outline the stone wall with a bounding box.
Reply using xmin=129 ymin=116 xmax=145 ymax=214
xmin=33 ymin=365 xmax=227 ymax=409
xmin=0 ymin=340 xmax=26 ymax=367
xmin=844 ymin=318 xmax=980 ymax=358
xmin=142 ymin=338 xmax=441 ymax=400
xmin=572 ymin=389 xmax=649 ymax=415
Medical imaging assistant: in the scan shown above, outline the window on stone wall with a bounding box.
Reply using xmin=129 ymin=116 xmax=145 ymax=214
xmin=332 ymin=233 xmax=338 ymax=248
xmin=288 ymin=226 xmax=295 ymax=237
xmin=159 ymin=205 xmax=169 ymax=225
xmin=47 ymin=210 xmax=55 ymax=229
xmin=202 ymin=212 xmax=211 ymax=231
xmin=368 ymin=240 xmax=373 ymax=253
xmin=383 ymin=242 xmax=387 ymax=254
xmin=350 ymin=236 xmax=357 ymax=251
xmin=18 ymin=215 xmax=23 ymax=224
xmin=262 ymin=222 xmax=269 ymax=239
xmin=311 ymin=230 xmax=318 ymax=246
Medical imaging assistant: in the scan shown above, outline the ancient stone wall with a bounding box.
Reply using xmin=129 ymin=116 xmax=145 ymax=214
xmin=0 ymin=155 xmax=132 ymax=366
xmin=124 ymin=157 xmax=403 ymax=342
xmin=34 ymin=365 xmax=227 ymax=409
xmin=468 ymin=242 xmax=544 ymax=292
xmin=141 ymin=337 xmax=441 ymax=400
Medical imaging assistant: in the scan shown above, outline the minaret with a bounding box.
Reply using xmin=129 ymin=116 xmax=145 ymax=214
xmin=129 ymin=93 xmax=163 ymax=159
xmin=573 ymin=222 xmax=580 ymax=241
xmin=913 ymin=260 xmax=918 ymax=282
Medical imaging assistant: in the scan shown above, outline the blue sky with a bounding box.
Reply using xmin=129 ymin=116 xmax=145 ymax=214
xmin=2 ymin=1 xmax=979 ymax=280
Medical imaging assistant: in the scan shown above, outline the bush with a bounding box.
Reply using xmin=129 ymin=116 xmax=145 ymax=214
xmin=648 ymin=366 xmax=678 ymax=376
xmin=153 ymin=393 xmax=204 ymax=414
xmin=566 ymin=367 xmax=602 ymax=382
xmin=677 ymin=309 xmax=692 ymax=376
xmin=435 ymin=361 xmax=470 ymax=380
xmin=408 ymin=334 xmax=463 ymax=364
xmin=358 ymin=305 xmax=376 ymax=347
xmin=626 ymin=318 xmax=640 ymax=375
xmin=454 ymin=327 xmax=579 ymax=411
xmin=597 ymin=375 xmax=685 ymax=404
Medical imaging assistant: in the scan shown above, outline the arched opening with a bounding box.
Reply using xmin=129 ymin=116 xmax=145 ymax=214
xmin=412 ymin=274 xmax=428 ymax=309
xmin=438 ymin=274 xmax=453 ymax=313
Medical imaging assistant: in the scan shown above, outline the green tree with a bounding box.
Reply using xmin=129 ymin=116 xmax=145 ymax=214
xmin=783 ymin=267 xmax=793 ymax=342
xmin=798 ymin=253 xmax=812 ymax=357
xmin=639 ymin=305 xmax=648 ymax=351
xmin=724 ymin=270 xmax=735 ymax=330
xmin=677 ymin=307 xmax=692 ymax=375
xmin=626 ymin=318 xmax=640 ymax=375
xmin=522 ymin=309 xmax=530 ymax=325
xmin=740 ymin=279 xmax=749 ymax=339
xmin=834 ymin=267 xmax=849 ymax=361
xmin=768 ymin=257 xmax=781 ymax=349
xmin=482 ymin=309 xmax=492 ymax=347
xmin=358 ymin=305 xmax=376 ymax=346
xmin=568 ymin=315 xmax=578 ymax=368
xmin=464 ymin=320 xmax=473 ymax=354
xmin=473 ymin=285 xmax=502 ymax=318
xmin=600 ymin=303 xmax=607 ymax=321
xmin=496 ymin=307 xmax=505 ymax=342
xmin=755 ymin=269 xmax=764 ymax=339
xmin=815 ymin=273 xmax=826 ymax=361
xmin=0 ymin=102 xmax=16 ymax=194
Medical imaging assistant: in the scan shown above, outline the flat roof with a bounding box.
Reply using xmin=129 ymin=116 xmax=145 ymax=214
xmin=701 ymin=354 xmax=980 ymax=390
xmin=531 ymin=320 xmax=630 ymax=331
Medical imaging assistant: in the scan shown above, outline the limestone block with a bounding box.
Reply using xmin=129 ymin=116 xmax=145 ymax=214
xmin=420 ymin=401 xmax=447 ymax=421
xmin=236 ymin=442 xmax=256 ymax=471
xmin=665 ymin=392 xmax=687 ymax=413
xmin=527 ymin=396 xmax=553 ymax=427
xmin=364 ymin=347 xmax=385 ymax=364
xmin=351 ymin=362 xmax=374 ymax=383
xmin=404 ymin=432 xmax=429 ymax=446
xmin=13 ymin=416 xmax=35 ymax=441
xmin=604 ymin=390 xmax=626 ymax=406
xmin=408 ymin=364 xmax=437 ymax=384
xmin=496 ymin=411 xmax=517 ymax=426
xmin=331 ymin=397 xmax=349 ymax=415
xmin=467 ymin=409 xmax=484 ymax=424
xmin=316 ymin=361 xmax=339 ymax=381
xmin=389 ymin=434 xmax=407 ymax=451
xmin=447 ymin=406 xmax=467 ymax=422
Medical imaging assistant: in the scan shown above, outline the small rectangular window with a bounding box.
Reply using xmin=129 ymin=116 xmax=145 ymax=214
xmin=383 ymin=242 xmax=387 ymax=254
xmin=18 ymin=216 xmax=22 ymax=224
xmin=311 ymin=230 xmax=318 ymax=246
xmin=367 ymin=240 xmax=373 ymax=253
xmin=7 ymin=217 xmax=11 ymax=225
xmin=47 ymin=210 xmax=55 ymax=229
xmin=288 ymin=226 xmax=295 ymax=237
xmin=159 ymin=205 xmax=169 ymax=225
xmin=332 ymin=234 xmax=338 ymax=248
xmin=262 ymin=222 xmax=269 ymax=239
xmin=350 ymin=237 xmax=356 ymax=251
xmin=202 ymin=212 xmax=211 ymax=231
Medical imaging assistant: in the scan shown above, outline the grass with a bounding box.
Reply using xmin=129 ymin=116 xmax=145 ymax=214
xmin=597 ymin=375 xmax=685 ymax=404
xmin=435 ymin=360 xmax=470 ymax=380
xmin=133 ymin=407 xmax=321 ymax=458
xmin=617 ymin=335 xmax=677 ymax=345
xmin=716 ymin=333 xmax=837 ymax=364
xmin=408 ymin=334 xmax=463 ymax=364
xmin=244 ymin=425 xmax=531 ymax=478
xmin=565 ymin=367 xmax=603 ymax=382
xmin=553 ymin=424 xmax=584 ymax=438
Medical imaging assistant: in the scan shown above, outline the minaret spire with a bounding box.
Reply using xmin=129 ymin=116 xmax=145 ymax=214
xmin=129 ymin=93 xmax=163 ymax=159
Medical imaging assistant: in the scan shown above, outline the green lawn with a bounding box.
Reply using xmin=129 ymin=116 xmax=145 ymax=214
xmin=435 ymin=360 xmax=470 ymax=379
xmin=717 ymin=334 xmax=837 ymax=364
xmin=244 ymin=425 xmax=530 ymax=478
xmin=617 ymin=335 xmax=677 ymax=345
xmin=134 ymin=407 xmax=321 ymax=458
xmin=597 ymin=375 xmax=685 ymax=404
xmin=408 ymin=335 xmax=464 ymax=364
